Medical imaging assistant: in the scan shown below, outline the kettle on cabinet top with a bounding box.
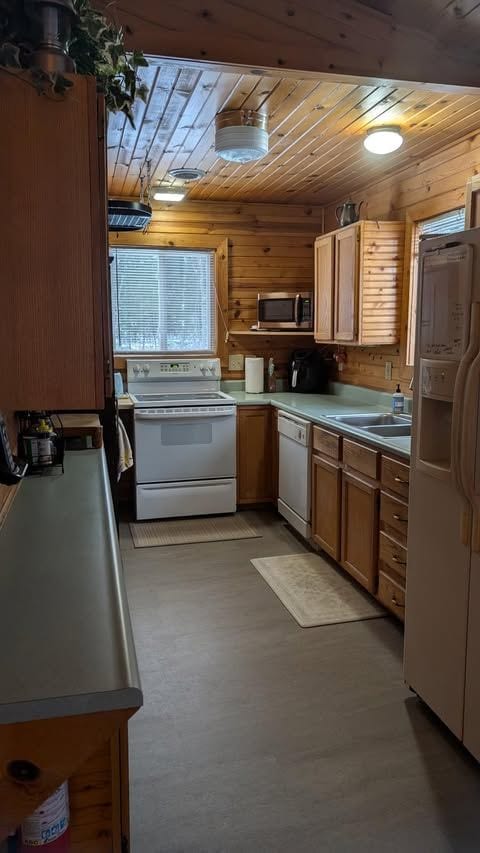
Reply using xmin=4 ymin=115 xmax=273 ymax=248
xmin=335 ymin=200 xmax=364 ymax=228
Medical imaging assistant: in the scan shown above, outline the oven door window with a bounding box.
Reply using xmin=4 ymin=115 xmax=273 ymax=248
xmin=260 ymin=299 xmax=295 ymax=322
xmin=161 ymin=421 xmax=212 ymax=446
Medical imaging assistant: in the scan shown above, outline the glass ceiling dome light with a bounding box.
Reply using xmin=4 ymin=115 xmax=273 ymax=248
xmin=215 ymin=110 xmax=269 ymax=163
xmin=364 ymin=126 xmax=404 ymax=155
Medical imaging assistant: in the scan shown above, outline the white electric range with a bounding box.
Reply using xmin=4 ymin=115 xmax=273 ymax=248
xmin=127 ymin=358 xmax=237 ymax=520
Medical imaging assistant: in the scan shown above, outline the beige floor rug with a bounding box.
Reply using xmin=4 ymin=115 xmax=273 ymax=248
xmin=251 ymin=553 xmax=385 ymax=627
xmin=130 ymin=514 xmax=261 ymax=548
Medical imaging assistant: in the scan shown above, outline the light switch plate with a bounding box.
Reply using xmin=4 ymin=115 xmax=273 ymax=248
xmin=229 ymin=354 xmax=244 ymax=371
xmin=385 ymin=361 xmax=393 ymax=381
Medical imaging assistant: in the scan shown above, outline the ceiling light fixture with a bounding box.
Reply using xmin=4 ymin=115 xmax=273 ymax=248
xmin=215 ymin=109 xmax=268 ymax=163
xmin=364 ymin=126 xmax=403 ymax=155
xmin=153 ymin=187 xmax=186 ymax=202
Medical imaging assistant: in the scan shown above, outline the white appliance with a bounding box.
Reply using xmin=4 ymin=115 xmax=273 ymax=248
xmin=128 ymin=358 xmax=237 ymax=520
xmin=404 ymin=228 xmax=480 ymax=761
xmin=277 ymin=411 xmax=312 ymax=538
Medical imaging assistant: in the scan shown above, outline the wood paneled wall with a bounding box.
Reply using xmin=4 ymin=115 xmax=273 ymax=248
xmin=323 ymin=129 xmax=480 ymax=392
xmin=111 ymin=200 xmax=323 ymax=381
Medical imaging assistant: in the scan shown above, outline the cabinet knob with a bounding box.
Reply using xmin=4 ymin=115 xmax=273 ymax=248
xmin=392 ymin=514 xmax=407 ymax=523
xmin=392 ymin=554 xmax=407 ymax=566
xmin=394 ymin=476 xmax=408 ymax=485
xmin=7 ymin=760 xmax=40 ymax=782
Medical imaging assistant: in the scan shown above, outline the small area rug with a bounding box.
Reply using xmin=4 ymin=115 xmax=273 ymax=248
xmin=130 ymin=514 xmax=261 ymax=548
xmin=251 ymin=552 xmax=385 ymax=627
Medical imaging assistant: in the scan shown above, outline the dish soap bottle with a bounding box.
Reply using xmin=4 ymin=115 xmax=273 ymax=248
xmin=267 ymin=357 xmax=276 ymax=393
xmin=392 ymin=383 xmax=405 ymax=414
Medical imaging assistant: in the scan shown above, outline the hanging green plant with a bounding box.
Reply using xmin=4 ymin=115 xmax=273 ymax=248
xmin=0 ymin=0 xmax=149 ymax=126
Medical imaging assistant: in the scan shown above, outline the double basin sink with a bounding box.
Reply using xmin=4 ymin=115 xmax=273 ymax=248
xmin=327 ymin=412 xmax=412 ymax=438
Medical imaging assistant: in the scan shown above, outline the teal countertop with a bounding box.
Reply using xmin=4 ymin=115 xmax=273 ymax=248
xmin=228 ymin=390 xmax=411 ymax=460
xmin=0 ymin=450 xmax=142 ymax=724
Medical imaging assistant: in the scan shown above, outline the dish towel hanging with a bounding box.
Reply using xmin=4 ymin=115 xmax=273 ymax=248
xmin=117 ymin=418 xmax=133 ymax=480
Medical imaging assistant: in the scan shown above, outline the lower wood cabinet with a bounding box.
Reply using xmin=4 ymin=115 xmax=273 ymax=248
xmin=237 ymin=406 xmax=273 ymax=504
xmin=311 ymin=453 xmax=342 ymax=560
xmin=341 ymin=470 xmax=379 ymax=593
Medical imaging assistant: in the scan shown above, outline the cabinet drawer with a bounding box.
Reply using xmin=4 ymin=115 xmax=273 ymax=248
xmin=381 ymin=456 xmax=410 ymax=500
xmin=380 ymin=492 xmax=408 ymax=544
xmin=379 ymin=531 xmax=407 ymax=582
xmin=378 ymin=572 xmax=405 ymax=621
xmin=313 ymin=426 xmax=342 ymax=460
xmin=343 ymin=439 xmax=379 ymax=480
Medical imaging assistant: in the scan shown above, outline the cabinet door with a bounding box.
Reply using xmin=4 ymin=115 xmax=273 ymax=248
xmin=341 ymin=470 xmax=379 ymax=592
xmin=334 ymin=225 xmax=359 ymax=342
xmin=311 ymin=454 xmax=342 ymax=560
xmin=314 ymin=235 xmax=335 ymax=341
xmin=0 ymin=73 xmax=106 ymax=410
xmin=237 ymin=407 xmax=272 ymax=504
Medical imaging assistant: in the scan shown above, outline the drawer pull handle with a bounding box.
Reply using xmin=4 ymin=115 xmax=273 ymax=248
xmin=394 ymin=476 xmax=408 ymax=485
xmin=392 ymin=554 xmax=407 ymax=566
xmin=392 ymin=513 xmax=407 ymax=523
xmin=391 ymin=596 xmax=405 ymax=608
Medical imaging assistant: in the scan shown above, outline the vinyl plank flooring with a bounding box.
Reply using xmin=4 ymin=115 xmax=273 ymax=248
xmin=121 ymin=511 xmax=480 ymax=853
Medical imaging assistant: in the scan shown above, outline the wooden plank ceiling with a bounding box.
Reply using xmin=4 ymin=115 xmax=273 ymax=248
xmin=97 ymin=0 xmax=480 ymax=90
xmin=108 ymin=63 xmax=480 ymax=205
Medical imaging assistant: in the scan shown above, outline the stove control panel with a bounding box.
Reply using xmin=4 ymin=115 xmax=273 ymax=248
xmin=127 ymin=357 xmax=221 ymax=383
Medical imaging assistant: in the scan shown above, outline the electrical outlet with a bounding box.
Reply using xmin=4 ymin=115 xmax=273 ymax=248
xmin=229 ymin=354 xmax=244 ymax=372
xmin=385 ymin=361 xmax=393 ymax=381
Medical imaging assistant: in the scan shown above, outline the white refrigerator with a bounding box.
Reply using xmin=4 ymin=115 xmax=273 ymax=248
xmin=404 ymin=227 xmax=480 ymax=760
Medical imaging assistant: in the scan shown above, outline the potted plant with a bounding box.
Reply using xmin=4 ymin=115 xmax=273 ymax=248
xmin=0 ymin=0 xmax=148 ymax=125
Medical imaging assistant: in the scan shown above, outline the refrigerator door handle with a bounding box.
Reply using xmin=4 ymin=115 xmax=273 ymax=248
xmin=452 ymin=303 xmax=480 ymax=544
xmin=460 ymin=302 xmax=480 ymax=549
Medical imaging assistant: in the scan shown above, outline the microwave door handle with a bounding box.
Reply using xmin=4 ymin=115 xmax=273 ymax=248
xmin=294 ymin=294 xmax=301 ymax=326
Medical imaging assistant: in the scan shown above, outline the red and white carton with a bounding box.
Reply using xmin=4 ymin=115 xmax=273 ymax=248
xmin=20 ymin=782 xmax=70 ymax=850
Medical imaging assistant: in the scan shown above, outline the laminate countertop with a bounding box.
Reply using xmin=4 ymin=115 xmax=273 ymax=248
xmin=230 ymin=391 xmax=411 ymax=460
xmin=0 ymin=450 xmax=142 ymax=724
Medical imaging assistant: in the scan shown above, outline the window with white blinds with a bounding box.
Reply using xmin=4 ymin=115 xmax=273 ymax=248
xmin=110 ymin=247 xmax=216 ymax=354
xmin=407 ymin=207 xmax=465 ymax=365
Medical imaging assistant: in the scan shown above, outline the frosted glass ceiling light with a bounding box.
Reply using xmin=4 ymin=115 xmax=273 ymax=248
xmin=364 ymin=126 xmax=403 ymax=155
xmin=215 ymin=110 xmax=268 ymax=163
xmin=153 ymin=187 xmax=186 ymax=202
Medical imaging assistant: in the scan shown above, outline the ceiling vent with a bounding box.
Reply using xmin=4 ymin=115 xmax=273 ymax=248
xmin=168 ymin=167 xmax=205 ymax=182
xmin=107 ymin=200 xmax=152 ymax=232
xmin=215 ymin=110 xmax=268 ymax=163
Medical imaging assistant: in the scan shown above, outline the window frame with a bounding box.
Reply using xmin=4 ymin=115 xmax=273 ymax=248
xmin=402 ymin=206 xmax=465 ymax=372
xmin=109 ymin=236 xmax=229 ymax=366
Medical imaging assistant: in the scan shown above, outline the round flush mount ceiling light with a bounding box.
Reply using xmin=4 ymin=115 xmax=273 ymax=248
xmin=168 ymin=167 xmax=205 ymax=182
xmin=364 ymin=126 xmax=404 ymax=155
xmin=215 ymin=110 xmax=268 ymax=163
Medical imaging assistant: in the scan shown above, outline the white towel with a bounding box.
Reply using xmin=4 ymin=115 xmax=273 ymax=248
xmin=117 ymin=418 xmax=133 ymax=480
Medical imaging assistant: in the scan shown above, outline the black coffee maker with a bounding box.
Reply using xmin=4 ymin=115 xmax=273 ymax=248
xmin=288 ymin=349 xmax=329 ymax=393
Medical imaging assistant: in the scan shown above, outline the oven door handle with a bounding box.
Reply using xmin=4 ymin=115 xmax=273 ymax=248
xmin=135 ymin=408 xmax=236 ymax=420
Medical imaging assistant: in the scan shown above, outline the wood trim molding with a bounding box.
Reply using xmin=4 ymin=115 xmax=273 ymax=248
xmin=465 ymin=174 xmax=480 ymax=229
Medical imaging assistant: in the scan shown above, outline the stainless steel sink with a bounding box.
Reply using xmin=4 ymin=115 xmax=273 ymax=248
xmin=362 ymin=424 xmax=411 ymax=437
xmin=327 ymin=413 xmax=411 ymax=427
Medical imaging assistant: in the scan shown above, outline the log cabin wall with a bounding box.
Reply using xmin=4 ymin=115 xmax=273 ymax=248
xmin=322 ymin=129 xmax=480 ymax=392
xmin=111 ymin=200 xmax=324 ymax=382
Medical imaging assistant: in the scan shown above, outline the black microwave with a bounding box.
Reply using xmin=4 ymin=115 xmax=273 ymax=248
xmin=257 ymin=291 xmax=313 ymax=330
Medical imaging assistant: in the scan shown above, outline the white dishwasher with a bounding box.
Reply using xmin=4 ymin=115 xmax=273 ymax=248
xmin=277 ymin=411 xmax=312 ymax=538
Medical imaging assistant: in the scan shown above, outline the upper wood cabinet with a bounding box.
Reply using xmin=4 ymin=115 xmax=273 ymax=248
xmin=0 ymin=73 xmax=109 ymax=411
xmin=314 ymin=235 xmax=335 ymax=341
xmin=314 ymin=220 xmax=405 ymax=347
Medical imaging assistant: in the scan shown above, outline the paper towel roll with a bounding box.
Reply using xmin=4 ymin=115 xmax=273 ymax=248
xmin=245 ymin=357 xmax=264 ymax=393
